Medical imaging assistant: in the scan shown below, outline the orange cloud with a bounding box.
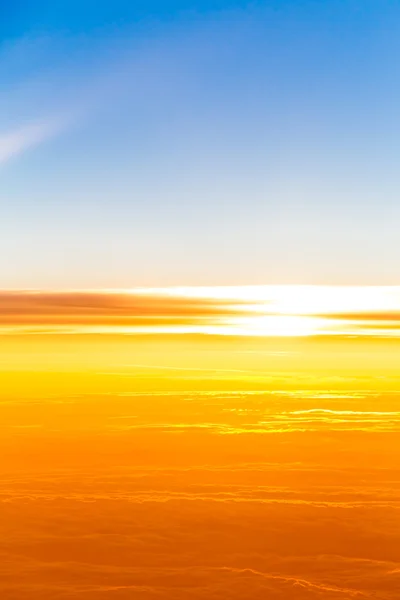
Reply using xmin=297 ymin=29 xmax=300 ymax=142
xmin=2 ymin=287 xmax=400 ymax=337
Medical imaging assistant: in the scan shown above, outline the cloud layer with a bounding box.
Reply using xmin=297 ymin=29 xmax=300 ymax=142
xmin=2 ymin=287 xmax=400 ymax=337
xmin=1 ymin=394 xmax=400 ymax=599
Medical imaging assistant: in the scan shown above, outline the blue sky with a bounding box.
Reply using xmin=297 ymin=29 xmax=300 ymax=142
xmin=1 ymin=0 xmax=400 ymax=287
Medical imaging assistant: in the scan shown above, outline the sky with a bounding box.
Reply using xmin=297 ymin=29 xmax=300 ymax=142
xmin=1 ymin=0 xmax=400 ymax=288
xmin=2 ymin=286 xmax=400 ymax=338
xmin=3 ymin=6 xmax=400 ymax=598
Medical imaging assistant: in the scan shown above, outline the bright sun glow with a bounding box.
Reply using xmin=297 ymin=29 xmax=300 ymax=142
xmin=136 ymin=285 xmax=400 ymax=313
xmin=2 ymin=286 xmax=400 ymax=338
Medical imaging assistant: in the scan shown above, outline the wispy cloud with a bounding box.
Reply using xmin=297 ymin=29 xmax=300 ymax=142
xmin=2 ymin=287 xmax=400 ymax=337
xmin=0 ymin=119 xmax=65 ymax=165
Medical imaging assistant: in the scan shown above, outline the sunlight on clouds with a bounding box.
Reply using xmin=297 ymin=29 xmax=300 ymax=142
xmin=220 ymin=315 xmax=326 ymax=337
xmin=1 ymin=286 xmax=400 ymax=337
xmin=1 ymin=306 xmax=400 ymax=599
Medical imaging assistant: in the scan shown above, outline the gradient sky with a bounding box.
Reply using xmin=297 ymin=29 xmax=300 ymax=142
xmin=1 ymin=0 xmax=399 ymax=288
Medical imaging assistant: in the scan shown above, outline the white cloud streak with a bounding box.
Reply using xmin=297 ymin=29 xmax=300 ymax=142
xmin=0 ymin=119 xmax=65 ymax=165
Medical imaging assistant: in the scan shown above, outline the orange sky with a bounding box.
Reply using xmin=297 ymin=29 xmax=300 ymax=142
xmin=2 ymin=286 xmax=400 ymax=336
xmin=1 ymin=286 xmax=400 ymax=598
